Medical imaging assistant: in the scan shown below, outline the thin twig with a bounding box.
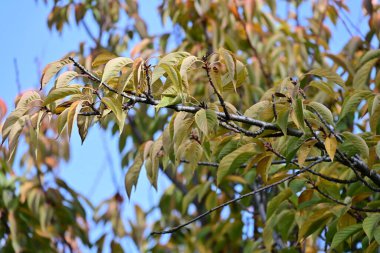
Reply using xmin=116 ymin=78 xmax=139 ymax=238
xmin=150 ymin=158 xmax=325 ymax=236
xmin=13 ymin=58 xmax=21 ymax=94
xmin=144 ymin=63 xmax=153 ymax=100
xmin=203 ymin=56 xmax=231 ymax=120
xmin=272 ymin=94 xmax=277 ymax=120
xmin=180 ymin=156 xmax=330 ymax=169
xmin=232 ymin=0 xmax=272 ymax=86
xmin=81 ymin=20 xmax=98 ymax=45
xmin=312 ymin=183 xmax=380 ymax=213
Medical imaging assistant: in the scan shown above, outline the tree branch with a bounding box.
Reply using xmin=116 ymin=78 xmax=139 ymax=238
xmin=311 ymin=182 xmax=380 ymax=213
xmin=68 ymin=57 xmax=380 ymax=188
xmin=150 ymin=158 xmax=326 ymax=236
xmin=203 ymin=56 xmax=231 ymax=120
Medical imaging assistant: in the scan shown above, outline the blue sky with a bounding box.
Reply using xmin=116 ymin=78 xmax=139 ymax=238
xmin=0 ymin=0 xmax=369 ymax=252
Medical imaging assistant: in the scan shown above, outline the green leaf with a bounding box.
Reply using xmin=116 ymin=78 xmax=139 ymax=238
xmin=194 ymin=109 xmax=218 ymax=136
xmin=182 ymin=185 xmax=201 ymax=213
xmin=339 ymin=132 xmax=369 ymax=158
xmin=43 ymin=86 xmax=81 ymax=106
xmin=307 ymin=68 xmax=345 ymax=88
xmin=177 ymin=140 xmax=203 ymax=174
xmin=294 ymin=98 xmax=305 ymax=130
xmin=277 ymin=107 xmax=289 ymax=135
xmin=374 ymin=227 xmax=380 ymax=244
xmin=39 ymin=204 xmax=53 ymax=231
xmin=353 ymin=58 xmax=378 ymax=89
xmin=102 ymin=97 xmax=126 ymax=133
xmin=298 ymin=211 xmax=332 ymax=240
xmin=363 ymin=214 xmax=380 ymax=241
xmin=338 ymin=90 xmax=373 ymax=122
xmin=308 ymin=80 xmax=336 ymax=98
xmin=325 ymin=53 xmax=355 ymax=76
xmin=370 ymin=95 xmax=380 ymax=133
xmin=125 ymin=143 xmax=146 ymax=198
xmin=55 ymin=71 xmax=79 ymax=88
xmin=161 ymin=63 xmax=181 ymax=91
xmin=376 ymin=142 xmax=380 ymax=159
xmin=330 ymin=223 xmax=362 ymax=249
xmin=217 ymin=143 xmax=261 ymax=185
xmin=40 ymin=58 xmax=72 ymax=89
xmin=358 ymin=49 xmax=380 ymax=66
xmin=173 ymin=112 xmax=194 ymax=150
xmin=267 ymin=188 xmax=292 ymax=219
xmin=307 ymin=101 xmax=334 ymax=125
xmin=155 ymin=95 xmax=181 ymax=111
xmin=244 ymin=100 xmax=274 ymax=122
xmin=101 ymin=57 xmax=133 ymax=84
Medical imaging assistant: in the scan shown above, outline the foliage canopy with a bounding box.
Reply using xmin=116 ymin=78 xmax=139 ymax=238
xmin=2 ymin=0 xmax=380 ymax=252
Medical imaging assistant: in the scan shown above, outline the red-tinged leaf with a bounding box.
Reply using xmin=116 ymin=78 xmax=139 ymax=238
xmin=0 ymin=98 xmax=6 ymax=122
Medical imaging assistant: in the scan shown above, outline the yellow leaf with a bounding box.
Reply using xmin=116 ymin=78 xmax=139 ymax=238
xmin=297 ymin=139 xmax=318 ymax=166
xmin=325 ymin=135 xmax=337 ymax=161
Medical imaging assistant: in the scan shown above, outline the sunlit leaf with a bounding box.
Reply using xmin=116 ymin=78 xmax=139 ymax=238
xmin=43 ymin=86 xmax=81 ymax=106
xmin=180 ymin=55 xmax=198 ymax=90
xmin=219 ymin=48 xmax=236 ymax=91
xmin=55 ymin=71 xmax=79 ymax=88
xmin=40 ymin=58 xmax=72 ymax=89
xmin=102 ymin=96 xmax=126 ymax=133
xmin=67 ymin=100 xmax=83 ymax=140
xmin=101 ymin=57 xmax=133 ymax=84
xmin=194 ymin=109 xmax=218 ymax=136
